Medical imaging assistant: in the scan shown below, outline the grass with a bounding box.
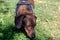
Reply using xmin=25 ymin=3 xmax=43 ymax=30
xmin=0 ymin=0 xmax=60 ymax=40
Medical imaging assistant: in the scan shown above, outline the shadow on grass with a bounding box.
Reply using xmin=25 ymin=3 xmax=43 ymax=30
xmin=0 ymin=24 xmax=51 ymax=40
xmin=0 ymin=25 xmax=15 ymax=40
xmin=0 ymin=24 xmax=37 ymax=40
xmin=0 ymin=24 xmax=22 ymax=40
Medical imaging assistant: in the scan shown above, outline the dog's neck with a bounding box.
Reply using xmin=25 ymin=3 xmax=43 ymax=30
xmin=20 ymin=0 xmax=28 ymax=3
xmin=20 ymin=0 xmax=28 ymax=1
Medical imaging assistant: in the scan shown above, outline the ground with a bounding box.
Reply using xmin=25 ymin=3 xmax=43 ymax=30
xmin=0 ymin=0 xmax=60 ymax=40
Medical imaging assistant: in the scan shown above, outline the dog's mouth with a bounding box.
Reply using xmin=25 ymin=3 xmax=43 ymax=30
xmin=24 ymin=26 xmax=35 ymax=38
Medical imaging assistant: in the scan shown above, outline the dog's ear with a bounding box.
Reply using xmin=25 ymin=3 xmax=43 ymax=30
xmin=32 ymin=14 xmax=37 ymax=19
xmin=15 ymin=15 xmax=25 ymax=29
xmin=35 ymin=16 xmax=37 ymax=19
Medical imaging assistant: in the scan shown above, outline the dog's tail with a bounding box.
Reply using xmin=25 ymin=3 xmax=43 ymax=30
xmin=15 ymin=15 xmax=25 ymax=29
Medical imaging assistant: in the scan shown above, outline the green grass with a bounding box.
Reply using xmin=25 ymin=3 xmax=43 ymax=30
xmin=0 ymin=0 xmax=60 ymax=40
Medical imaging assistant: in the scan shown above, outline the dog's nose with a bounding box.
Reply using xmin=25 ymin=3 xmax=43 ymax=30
xmin=31 ymin=33 xmax=35 ymax=38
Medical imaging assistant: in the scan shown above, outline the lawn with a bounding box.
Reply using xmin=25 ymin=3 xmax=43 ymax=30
xmin=0 ymin=0 xmax=60 ymax=40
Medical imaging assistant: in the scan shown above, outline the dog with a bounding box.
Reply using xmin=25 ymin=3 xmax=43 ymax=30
xmin=15 ymin=0 xmax=37 ymax=38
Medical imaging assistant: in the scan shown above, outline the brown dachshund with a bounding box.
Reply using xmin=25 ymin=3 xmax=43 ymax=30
xmin=15 ymin=0 xmax=37 ymax=38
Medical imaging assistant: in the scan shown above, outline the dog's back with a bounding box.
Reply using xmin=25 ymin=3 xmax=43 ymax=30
xmin=15 ymin=0 xmax=34 ymax=16
xmin=17 ymin=5 xmax=28 ymax=16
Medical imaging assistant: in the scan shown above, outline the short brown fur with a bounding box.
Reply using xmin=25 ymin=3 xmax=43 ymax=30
xmin=15 ymin=0 xmax=36 ymax=39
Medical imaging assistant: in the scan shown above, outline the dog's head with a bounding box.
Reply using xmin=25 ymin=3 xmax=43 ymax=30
xmin=15 ymin=13 xmax=37 ymax=38
xmin=23 ymin=13 xmax=37 ymax=38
